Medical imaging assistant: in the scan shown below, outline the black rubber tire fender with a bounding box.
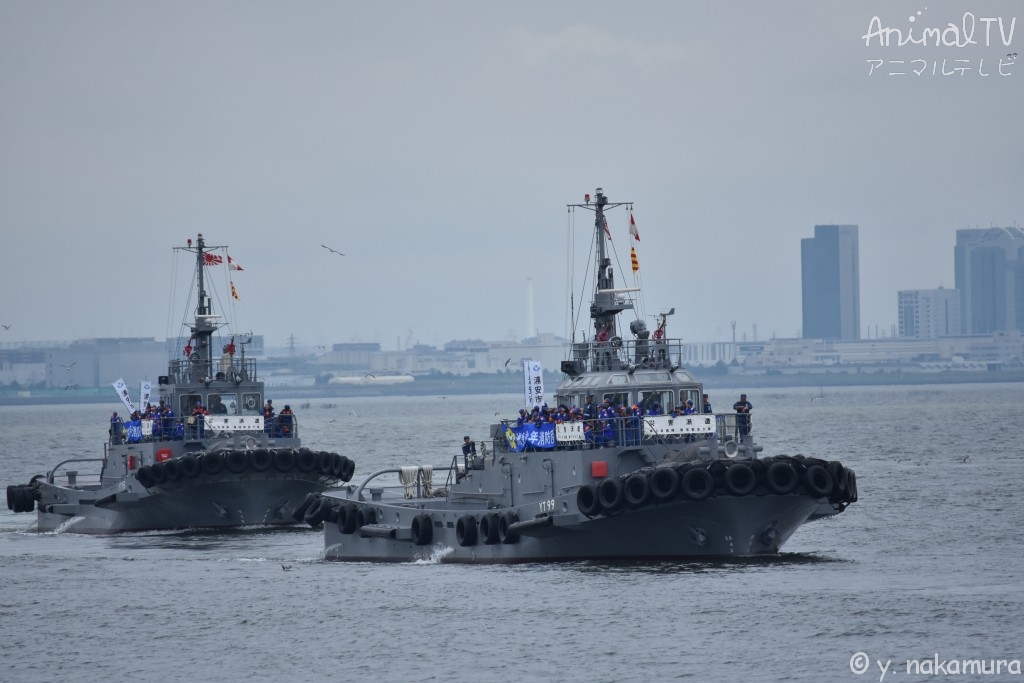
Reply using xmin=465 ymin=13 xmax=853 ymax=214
xmin=680 ymin=467 xmax=714 ymax=501
xmin=248 ymin=449 xmax=272 ymax=473
xmin=272 ymin=448 xmax=295 ymax=473
xmin=135 ymin=466 xmax=155 ymax=488
xmin=226 ymin=450 xmax=248 ymax=474
xmin=597 ymin=477 xmax=625 ymax=513
xmin=179 ymin=455 xmax=201 ymax=478
xmin=765 ymin=462 xmax=799 ymax=495
xmin=295 ymin=448 xmax=317 ymax=473
xmin=724 ymin=463 xmax=757 ymax=496
xmin=291 ymin=492 xmax=319 ymax=522
xmin=411 ymin=513 xmax=433 ymax=546
xmin=479 ymin=512 xmax=500 ymax=545
xmin=802 ymin=465 xmax=834 ymax=498
xmin=201 ymin=451 xmax=225 ymax=476
xmin=337 ymin=502 xmax=359 ymax=534
xmin=456 ymin=514 xmax=478 ymax=546
xmin=498 ymin=511 xmax=520 ymax=544
xmin=576 ymin=483 xmax=601 ymax=517
xmin=623 ymin=472 xmax=651 ymax=509
xmin=650 ymin=467 xmax=680 ymax=502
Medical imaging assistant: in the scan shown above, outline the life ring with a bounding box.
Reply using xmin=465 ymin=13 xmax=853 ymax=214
xmin=624 ymin=472 xmax=651 ymax=509
xmin=291 ymin=492 xmax=319 ymax=522
xmin=295 ymin=448 xmax=317 ymax=473
xmin=576 ymin=484 xmax=601 ymax=518
xmin=356 ymin=506 xmax=375 ymax=529
xmin=765 ymin=462 xmax=799 ymax=495
xmin=498 ymin=511 xmax=520 ymax=544
xmin=179 ymin=455 xmax=201 ymax=478
xmin=802 ymin=465 xmax=833 ymax=498
xmin=201 ymin=451 xmax=225 ymax=475
xmin=245 ymin=396 xmax=257 ymax=410
xmin=680 ymin=468 xmax=713 ymax=501
xmin=303 ymin=495 xmax=331 ymax=526
xmin=456 ymin=515 xmax=478 ymax=546
xmin=597 ymin=477 xmax=625 ymax=513
xmin=411 ymin=513 xmax=433 ymax=546
xmin=135 ymin=466 xmax=155 ymax=489
xmin=479 ymin=513 xmax=500 ymax=544
xmin=649 ymin=467 xmax=680 ymax=502
xmin=337 ymin=502 xmax=359 ymax=534
xmin=248 ymin=448 xmax=272 ymax=472
xmin=226 ymin=450 xmax=248 ymax=474
xmin=724 ymin=463 xmax=756 ymax=496
xmin=273 ymin=448 xmax=295 ymax=473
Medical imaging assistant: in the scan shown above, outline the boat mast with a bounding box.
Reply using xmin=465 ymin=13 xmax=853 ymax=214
xmin=569 ymin=188 xmax=634 ymax=342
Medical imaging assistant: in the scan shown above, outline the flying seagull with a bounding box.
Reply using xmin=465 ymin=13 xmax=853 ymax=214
xmin=321 ymin=244 xmax=345 ymax=257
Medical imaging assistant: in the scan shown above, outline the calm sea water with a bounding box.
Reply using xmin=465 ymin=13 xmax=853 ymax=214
xmin=2 ymin=384 xmax=1022 ymax=683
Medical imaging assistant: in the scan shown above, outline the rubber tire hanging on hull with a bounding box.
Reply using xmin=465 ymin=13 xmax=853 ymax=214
xmin=724 ymin=463 xmax=756 ymax=497
xmin=337 ymin=503 xmax=359 ymax=534
xmin=202 ymin=451 xmax=225 ymax=475
xmin=650 ymin=467 xmax=679 ymax=502
xmin=597 ymin=477 xmax=625 ymax=513
xmin=479 ymin=513 xmax=500 ymax=544
xmin=273 ymin=449 xmax=295 ymax=473
xmin=680 ymin=468 xmax=714 ymax=501
xmin=248 ymin=449 xmax=273 ymax=472
xmin=624 ymin=472 xmax=651 ymax=509
xmin=498 ymin=511 xmax=520 ymax=544
xmin=456 ymin=515 xmax=478 ymax=546
xmin=411 ymin=513 xmax=433 ymax=546
xmin=802 ymin=465 xmax=833 ymax=498
xmin=576 ymin=484 xmax=601 ymax=518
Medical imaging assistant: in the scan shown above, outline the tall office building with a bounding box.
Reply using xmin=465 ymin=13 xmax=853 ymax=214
xmin=801 ymin=224 xmax=860 ymax=340
xmin=954 ymin=227 xmax=1024 ymax=334
xmin=898 ymin=288 xmax=960 ymax=339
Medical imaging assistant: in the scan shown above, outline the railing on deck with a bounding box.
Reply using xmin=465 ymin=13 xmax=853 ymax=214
xmin=166 ymin=357 xmax=258 ymax=385
xmin=562 ymin=337 xmax=685 ymax=374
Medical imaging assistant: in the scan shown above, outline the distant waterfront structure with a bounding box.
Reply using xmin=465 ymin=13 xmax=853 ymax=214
xmin=954 ymin=227 xmax=1024 ymax=334
xmin=898 ymin=288 xmax=960 ymax=339
xmin=801 ymin=224 xmax=860 ymax=341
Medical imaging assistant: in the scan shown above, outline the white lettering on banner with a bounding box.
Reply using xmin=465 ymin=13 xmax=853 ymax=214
xmin=523 ymin=360 xmax=544 ymax=408
xmin=111 ymin=378 xmax=136 ymax=415
xmin=556 ymin=422 xmax=586 ymax=444
xmin=642 ymin=415 xmax=716 ymax=437
xmin=203 ymin=416 xmax=264 ymax=432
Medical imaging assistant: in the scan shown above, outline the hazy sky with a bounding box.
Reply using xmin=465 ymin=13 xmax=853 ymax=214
xmin=2 ymin=1 xmax=1021 ymax=350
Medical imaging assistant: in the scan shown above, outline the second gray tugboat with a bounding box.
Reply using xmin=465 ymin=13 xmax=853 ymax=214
xmin=6 ymin=234 xmax=355 ymax=533
xmin=318 ymin=189 xmax=857 ymax=562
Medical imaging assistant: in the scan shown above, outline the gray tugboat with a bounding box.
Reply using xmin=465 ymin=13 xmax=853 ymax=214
xmin=5 ymin=234 xmax=355 ymax=533
xmin=317 ymin=189 xmax=857 ymax=562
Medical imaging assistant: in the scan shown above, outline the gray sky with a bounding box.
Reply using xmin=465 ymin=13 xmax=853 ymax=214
xmin=2 ymin=1 xmax=1021 ymax=350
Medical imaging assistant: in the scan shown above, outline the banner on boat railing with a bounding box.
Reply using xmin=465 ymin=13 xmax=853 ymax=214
xmin=523 ymin=360 xmax=544 ymax=408
xmin=504 ymin=421 xmax=557 ymax=452
xmin=112 ymin=378 xmax=136 ymax=415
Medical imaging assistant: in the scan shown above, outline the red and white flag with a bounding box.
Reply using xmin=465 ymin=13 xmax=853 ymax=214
xmin=228 ymin=256 xmax=244 ymax=271
xmin=629 ymin=212 xmax=640 ymax=241
xmin=203 ymin=253 xmax=223 ymax=266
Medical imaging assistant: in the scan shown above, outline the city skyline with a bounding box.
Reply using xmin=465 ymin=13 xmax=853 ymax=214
xmin=1 ymin=3 xmax=1020 ymax=349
